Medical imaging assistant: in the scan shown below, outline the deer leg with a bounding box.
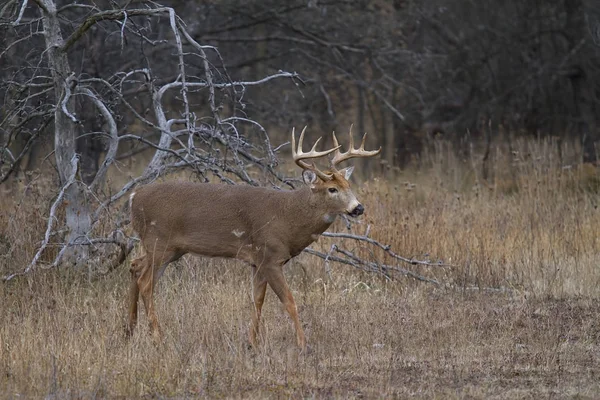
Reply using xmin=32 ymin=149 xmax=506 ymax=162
xmin=249 ymin=265 xmax=268 ymax=348
xmin=137 ymin=249 xmax=180 ymax=338
xmin=127 ymin=255 xmax=147 ymax=336
xmin=265 ymin=266 xmax=306 ymax=351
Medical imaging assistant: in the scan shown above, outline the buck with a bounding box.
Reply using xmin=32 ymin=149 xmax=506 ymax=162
xmin=127 ymin=127 xmax=380 ymax=350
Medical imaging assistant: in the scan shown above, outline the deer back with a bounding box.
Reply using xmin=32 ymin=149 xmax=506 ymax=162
xmin=130 ymin=182 xmax=334 ymax=264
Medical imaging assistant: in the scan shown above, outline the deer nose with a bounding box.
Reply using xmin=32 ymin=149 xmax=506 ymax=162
xmin=350 ymin=204 xmax=364 ymax=217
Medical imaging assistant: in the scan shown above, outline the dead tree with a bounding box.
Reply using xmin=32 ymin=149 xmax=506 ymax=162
xmin=0 ymin=0 xmax=448 ymax=284
xmin=0 ymin=1 xmax=297 ymax=270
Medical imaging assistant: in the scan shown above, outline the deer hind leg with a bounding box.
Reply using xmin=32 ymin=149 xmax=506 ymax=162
xmin=127 ymin=255 xmax=147 ymax=336
xmin=265 ymin=266 xmax=306 ymax=351
xmin=249 ymin=265 xmax=268 ymax=348
xmin=137 ymin=249 xmax=181 ymax=339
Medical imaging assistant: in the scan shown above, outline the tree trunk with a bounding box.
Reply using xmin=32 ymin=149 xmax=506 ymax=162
xmin=76 ymin=121 xmax=102 ymax=185
xmin=384 ymin=88 xmax=399 ymax=167
xmin=39 ymin=0 xmax=91 ymax=264
xmin=565 ymin=0 xmax=598 ymax=163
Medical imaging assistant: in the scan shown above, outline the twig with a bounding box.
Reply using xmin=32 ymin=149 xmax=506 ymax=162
xmin=12 ymin=0 xmax=28 ymax=26
xmin=61 ymin=8 xmax=176 ymax=52
xmin=119 ymin=11 xmax=127 ymax=50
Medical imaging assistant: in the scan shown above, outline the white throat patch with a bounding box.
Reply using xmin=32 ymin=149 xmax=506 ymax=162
xmin=323 ymin=213 xmax=337 ymax=223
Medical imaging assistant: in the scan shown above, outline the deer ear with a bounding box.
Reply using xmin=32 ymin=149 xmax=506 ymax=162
xmin=339 ymin=166 xmax=354 ymax=180
xmin=302 ymin=170 xmax=318 ymax=187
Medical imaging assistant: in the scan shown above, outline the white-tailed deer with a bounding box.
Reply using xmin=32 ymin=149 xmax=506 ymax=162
xmin=128 ymin=127 xmax=380 ymax=350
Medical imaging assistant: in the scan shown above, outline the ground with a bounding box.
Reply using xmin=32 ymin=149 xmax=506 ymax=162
xmin=1 ymin=262 xmax=599 ymax=398
xmin=2 ymin=139 xmax=600 ymax=398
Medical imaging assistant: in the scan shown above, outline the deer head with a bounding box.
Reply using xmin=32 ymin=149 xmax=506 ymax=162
xmin=292 ymin=125 xmax=381 ymax=217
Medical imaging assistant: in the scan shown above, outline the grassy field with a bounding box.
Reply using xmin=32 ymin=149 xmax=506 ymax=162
xmin=1 ymin=138 xmax=600 ymax=398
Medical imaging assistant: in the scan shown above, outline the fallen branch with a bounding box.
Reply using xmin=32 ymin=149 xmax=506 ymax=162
xmin=321 ymin=229 xmax=455 ymax=268
xmin=303 ymin=247 xmax=440 ymax=285
xmin=300 ymin=224 xmax=453 ymax=284
xmin=45 ymin=232 xmax=137 ymax=276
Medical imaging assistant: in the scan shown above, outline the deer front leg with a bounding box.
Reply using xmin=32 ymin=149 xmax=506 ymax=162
xmin=264 ymin=265 xmax=306 ymax=351
xmin=137 ymin=249 xmax=179 ymax=339
xmin=127 ymin=255 xmax=146 ymax=337
xmin=249 ymin=265 xmax=268 ymax=348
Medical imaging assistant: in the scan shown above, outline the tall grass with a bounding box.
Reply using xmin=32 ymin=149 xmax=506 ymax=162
xmin=1 ymin=137 xmax=599 ymax=398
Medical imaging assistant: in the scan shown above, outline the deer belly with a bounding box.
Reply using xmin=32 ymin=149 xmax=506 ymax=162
xmin=180 ymin=228 xmax=254 ymax=262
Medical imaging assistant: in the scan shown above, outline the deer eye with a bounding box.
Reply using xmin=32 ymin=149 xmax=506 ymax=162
xmin=328 ymin=187 xmax=338 ymax=194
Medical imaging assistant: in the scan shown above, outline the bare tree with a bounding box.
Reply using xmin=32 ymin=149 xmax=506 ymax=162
xmin=0 ymin=0 xmax=452 ymax=284
xmin=0 ymin=0 xmax=299 ymax=273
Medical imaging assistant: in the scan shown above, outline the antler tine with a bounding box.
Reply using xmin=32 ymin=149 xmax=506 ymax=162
xmin=359 ymin=132 xmax=367 ymax=150
xmin=292 ymin=126 xmax=341 ymax=181
xmin=331 ymin=125 xmax=382 ymax=167
xmin=332 ymin=131 xmax=340 ymax=148
xmin=296 ymin=126 xmax=306 ymax=156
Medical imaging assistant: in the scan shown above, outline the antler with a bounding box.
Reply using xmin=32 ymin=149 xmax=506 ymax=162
xmin=331 ymin=125 xmax=382 ymax=167
xmin=292 ymin=126 xmax=341 ymax=181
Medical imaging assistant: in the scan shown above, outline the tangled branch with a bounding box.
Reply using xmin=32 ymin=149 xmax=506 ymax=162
xmin=303 ymin=225 xmax=450 ymax=284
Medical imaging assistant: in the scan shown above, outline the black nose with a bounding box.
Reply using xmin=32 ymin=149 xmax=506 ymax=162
xmin=351 ymin=204 xmax=364 ymax=217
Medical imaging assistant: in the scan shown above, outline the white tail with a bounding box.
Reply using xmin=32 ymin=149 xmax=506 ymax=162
xmin=127 ymin=126 xmax=381 ymax=350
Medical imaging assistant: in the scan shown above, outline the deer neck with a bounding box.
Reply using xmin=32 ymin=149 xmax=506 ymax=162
xmin=288 ymin=187 xmax=337 ymax=234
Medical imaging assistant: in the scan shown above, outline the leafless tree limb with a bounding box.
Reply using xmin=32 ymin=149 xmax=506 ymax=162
xmin=11 ymin=0 xmax=27 ymax=26
xmin=61 ymin=8 xmax=176 ymax=52
xmin=76 ymin=87 xmax=118 ymax=192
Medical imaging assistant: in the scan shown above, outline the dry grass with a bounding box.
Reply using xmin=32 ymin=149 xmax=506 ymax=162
xmin=2 ymin=137 xmax=600 ymax=398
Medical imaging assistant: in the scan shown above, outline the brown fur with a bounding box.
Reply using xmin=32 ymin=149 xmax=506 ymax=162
xmin=128 ymin=176 xmax=362 ymax=350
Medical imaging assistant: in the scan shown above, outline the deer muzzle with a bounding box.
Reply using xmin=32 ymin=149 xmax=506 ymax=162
xmin=349 ymin=203 xmax=364 ymax=217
